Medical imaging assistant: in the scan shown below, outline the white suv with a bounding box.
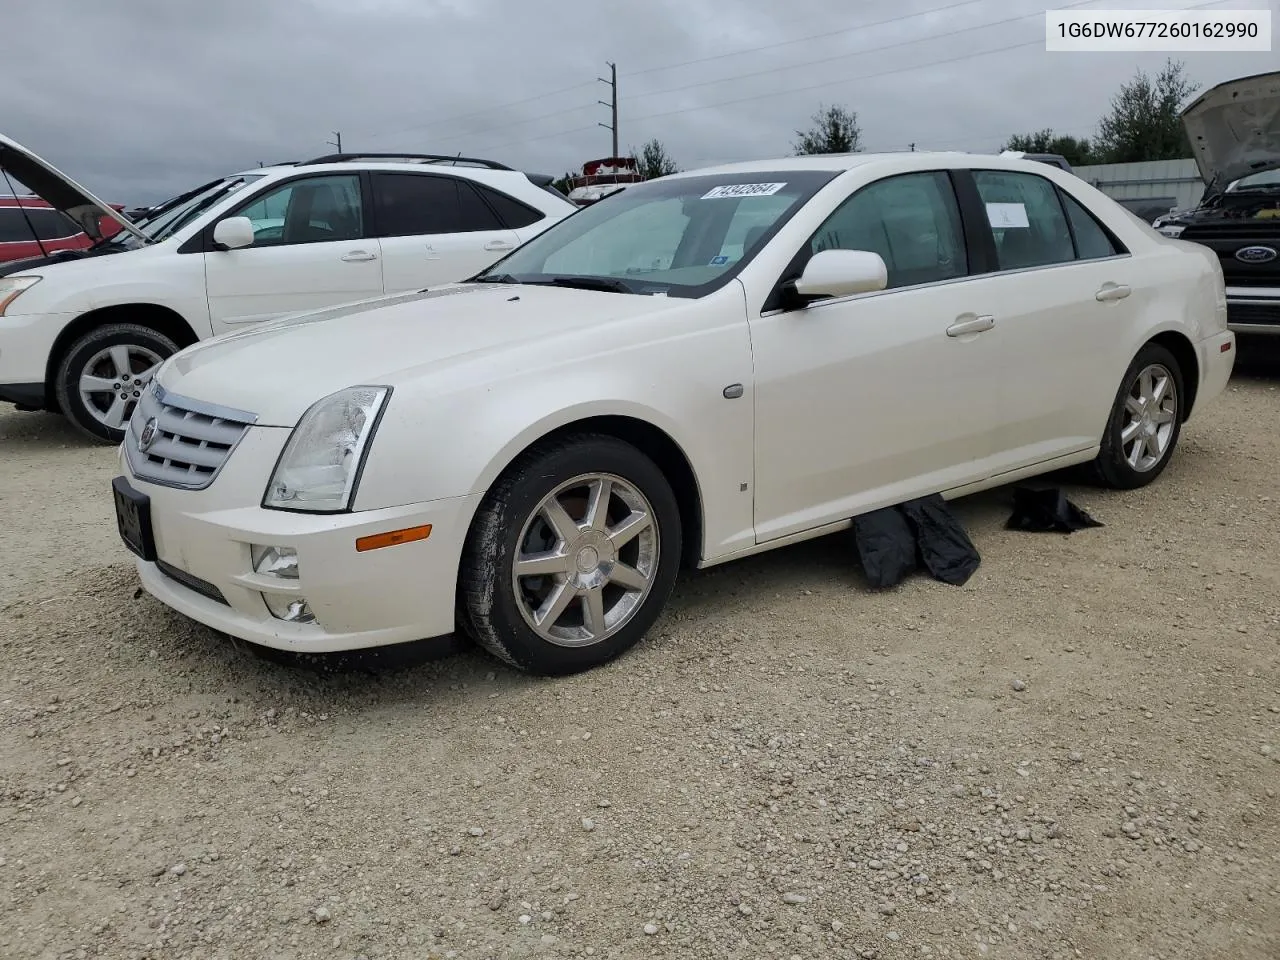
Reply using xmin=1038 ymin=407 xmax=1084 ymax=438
xmin=0 ymin=135 xmax=577 ymax=442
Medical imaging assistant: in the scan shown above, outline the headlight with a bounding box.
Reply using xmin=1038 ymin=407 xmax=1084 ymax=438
xmin=1157 ymin=224 xmax=1185 ymax=238
xmin=0 ymin=276 xmax=41 ymax=315
xmin=262 ymin=385 xmax=390 ymax=513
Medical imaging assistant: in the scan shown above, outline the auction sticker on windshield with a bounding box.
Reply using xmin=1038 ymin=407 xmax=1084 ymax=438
xmin=702 ymin=183 xmax=787 ymax=199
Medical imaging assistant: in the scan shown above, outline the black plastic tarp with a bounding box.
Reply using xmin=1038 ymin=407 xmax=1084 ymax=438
xmin=852 ymin=493 xmax=980 ymax=588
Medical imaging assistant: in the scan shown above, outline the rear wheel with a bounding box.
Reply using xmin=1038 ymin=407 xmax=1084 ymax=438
xmin=54 ymin=323 xmax=177 ymax=444
xmin=458 ymin=434 xmax=682 ymax=675
xmin=1091 ymin=343 xmax=1184 ymax=489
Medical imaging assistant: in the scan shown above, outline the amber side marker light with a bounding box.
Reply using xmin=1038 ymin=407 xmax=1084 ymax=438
xmin=356 ymin=524 xmax=432 ymax=552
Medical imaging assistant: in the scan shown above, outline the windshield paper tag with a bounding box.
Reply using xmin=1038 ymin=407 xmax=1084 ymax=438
xmin=702 ymin=182 xmax=786 ymax=200
xmin=985 ymin=202 xmax=1029 ymax=229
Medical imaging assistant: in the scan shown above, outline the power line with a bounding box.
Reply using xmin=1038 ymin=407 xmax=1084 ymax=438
xmin=623 ymin=0 xmax=1232 ymax=129
xmin=444 ymin=0 xmax=1237 ymax=157
xmin=352 ymin=0 xmax=1010 ymax=144
xmin=621 ymin=0 xmax=1101 ymax=103
xmin=358 ymin=80 xmax=597 ymax=143
xmin=624 ymin=0 xmax=992 ymax=79
xmin=371 ymin=0 xmax=1092 ymax=151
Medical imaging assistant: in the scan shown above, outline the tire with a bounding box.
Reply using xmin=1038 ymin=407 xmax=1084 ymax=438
xmin=1091 ymin=342 xmax=1185 ymax=490
xmin=54 ymin=323 xmax=179 ymax=444
xmin=458 ymin=433 xmax=683 ymax=676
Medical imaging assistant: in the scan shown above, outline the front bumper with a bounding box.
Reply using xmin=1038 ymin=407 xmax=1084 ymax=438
xmin=1225 ymin=287 xmax=1280 ymax=335
xmin=117 ymin=437 xmax=482 ymax=653
xmin=0 ymin=310 xmax=74 ymax=405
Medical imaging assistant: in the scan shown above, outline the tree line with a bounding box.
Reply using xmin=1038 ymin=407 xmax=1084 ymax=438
xmin=551 ymin=58 xmax=1199 ymax=186
xmin=791 ymin=59 xmax=1199 ymax=165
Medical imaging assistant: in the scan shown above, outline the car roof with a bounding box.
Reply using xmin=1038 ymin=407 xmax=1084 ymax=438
xmin=232 ymin=159 xmax=532 ymax=178
xmin=664 ymin=151 xmax=1060 ymax=178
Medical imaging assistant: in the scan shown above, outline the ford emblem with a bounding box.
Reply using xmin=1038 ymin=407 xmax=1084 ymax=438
xmin=138 ymin=417 xmax=159 ymax=452
xmin=1235 ymin=245 xmax=1277 ymax=264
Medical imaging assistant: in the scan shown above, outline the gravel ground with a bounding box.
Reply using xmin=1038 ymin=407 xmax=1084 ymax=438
xmin=2 ymin=343 xmax=1278 ymax=960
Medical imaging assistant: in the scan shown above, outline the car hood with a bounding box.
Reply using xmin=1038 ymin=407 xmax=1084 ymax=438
xmin=0 ymin=244 xmax=125 ymax=278
xmin=161 ymin=283 xmax=688 ymax=426
xmin=0 ymin=133 xmax=147 ymax=243
xmin=1181 ymin=70 xmax=1280 ymax=187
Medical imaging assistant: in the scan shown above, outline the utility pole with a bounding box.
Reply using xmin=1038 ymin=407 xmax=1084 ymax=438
xmin=327 ymin=131 xmax=343 ymax=153
xmin=597 ymin=62 xmax=618 ymax=157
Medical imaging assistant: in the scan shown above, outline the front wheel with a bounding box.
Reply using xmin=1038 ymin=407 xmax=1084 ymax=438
xmin=54 ymin=323 xmax=178 ymax=444
xmin=1091 ymin=343 xmax=1185 ymax=489
xmin=458 ymin=434 xmax=682 ymax=675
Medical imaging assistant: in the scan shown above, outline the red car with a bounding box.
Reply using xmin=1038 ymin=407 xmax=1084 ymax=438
xmin=0 ymin=195 xmax=125 ymax=264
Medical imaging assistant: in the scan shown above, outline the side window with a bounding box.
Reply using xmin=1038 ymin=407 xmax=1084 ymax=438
xmin=808 ymin=171 xmax=967 ymax=289
xmin=374 ymin=174 xmax=515 ymax=236
xmin=470 ymin=183 xmax=544 ymax=229
xmin=972 ymin=170 xmax=1075 ymax=270
xmin=30 ymin=209 xmax=81 ymax=240
xmin=231 ymin=174 xmax=363 ymax=247
xmin=373 ymin=173 xmax=460 ymax=236
xmin=1060 ymin=191 xmax=1124 ymax=259
xmin=455 ymin=182 xmax=506 ymax=232
xmin=0 ymin=209 xmax=34 ymax=243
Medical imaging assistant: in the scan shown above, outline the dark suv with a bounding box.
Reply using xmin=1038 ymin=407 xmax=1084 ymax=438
xmin=1155 ymin=70 xmax=1280 ymax=336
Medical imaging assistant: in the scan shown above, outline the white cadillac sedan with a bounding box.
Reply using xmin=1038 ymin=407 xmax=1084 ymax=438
xmin=111 ymin=152 xmax=1235 ymax=675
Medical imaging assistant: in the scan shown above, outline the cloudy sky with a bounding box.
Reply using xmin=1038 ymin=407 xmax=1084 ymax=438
xmin=4 ymin=0 xmax=1276 ymax=205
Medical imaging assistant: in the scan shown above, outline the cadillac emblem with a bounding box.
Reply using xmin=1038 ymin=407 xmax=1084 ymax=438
xmin=138 ymin=417 xmax=159 ymax=452
xmin=1235 ymin=245 xmax=1277 ymax=264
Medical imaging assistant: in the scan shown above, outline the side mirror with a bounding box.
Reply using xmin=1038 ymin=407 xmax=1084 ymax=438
xmin=791 ymin=249 xmax=888 ymax=302
xmin=212 ymin=216 xmax=255 ymax=250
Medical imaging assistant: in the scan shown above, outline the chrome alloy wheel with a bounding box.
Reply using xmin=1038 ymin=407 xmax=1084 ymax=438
xmin=1121 ymin=362 xmax=1178 ymax=473
xmin=77 ymin=345 xmax=164 ymax=430
xmin=511 ymin=473 xmax=659 ymax=648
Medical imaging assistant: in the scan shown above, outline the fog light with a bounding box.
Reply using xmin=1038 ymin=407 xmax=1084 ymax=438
xmin=252 ymin=545 xmax=298 ymax=578
xmin=263 ymin=592 xmax=315 ymax=624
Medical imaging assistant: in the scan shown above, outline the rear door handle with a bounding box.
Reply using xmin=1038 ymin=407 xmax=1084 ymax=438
xmin=340 ymin=250 xmax=378 ymax=262
xmin=946 ymin=314 xmax=995 ymax=337
xmin=484 ymin=240 xmax=515 ymax=252
xmin=1095 ymin=283 xmax=1131 ymax=302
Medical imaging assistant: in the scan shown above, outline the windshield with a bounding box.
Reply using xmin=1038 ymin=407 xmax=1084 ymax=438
xmin=106 ymin=174 xmax=265 ymax=248
xmin=1227 ymin=169 xmax=1280 ymax=192
xmin=476 ymin=170 xmax=839 ymax=298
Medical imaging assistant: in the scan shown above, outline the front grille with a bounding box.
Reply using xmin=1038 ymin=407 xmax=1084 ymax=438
xmin=156 ymin=560 xmax=230 ymax=605
xmin=1227 ymin=302 xmax=1280 ymax=328
xmin=124 ymin=383 xmax=257 ymax=490
xmin=1177 ymin=228 xmax=1280 ymax=287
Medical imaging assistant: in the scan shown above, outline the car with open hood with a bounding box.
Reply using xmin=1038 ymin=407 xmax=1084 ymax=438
xmin=1151 ymin=70 xmax=1280 ymax=335
xmin=0 ymin=195 xmax=128 ymax=264
xmin=0 ymin=135 xmax=577 ymax=442
xmin=108 ymin=150 xmax=1235 ymax=677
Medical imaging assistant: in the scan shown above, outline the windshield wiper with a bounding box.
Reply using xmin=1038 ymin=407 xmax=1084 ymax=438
xmin=542 ymin=275 xmax=635 ymax=294
xmin=473 ymin=273 xmax=519 ymax=283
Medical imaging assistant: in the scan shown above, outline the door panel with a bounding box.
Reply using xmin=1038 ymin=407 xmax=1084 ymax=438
xmin=372 ymin=172 xmax=522 ymax=292
xmin=749 ymin=170 xmax=1004 ymax=543
xmin=205 ymin=174 xmax=383 ymax=334
xmin=966 ymin=170 xmax=1140 ymax=469
xmin=750 ymin=283 xmax=1004 ymax=541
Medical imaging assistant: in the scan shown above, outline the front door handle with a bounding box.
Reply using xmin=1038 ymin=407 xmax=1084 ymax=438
xmin=1096 ymin=283 xmax=1131 ymax=302
xmin=340 ymin=250 xmax=378 ymax=262
xmin=946 ymin=314 xmax=995 ymax=337
xmin=484 ymin=240 xmax=515 ymax=252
